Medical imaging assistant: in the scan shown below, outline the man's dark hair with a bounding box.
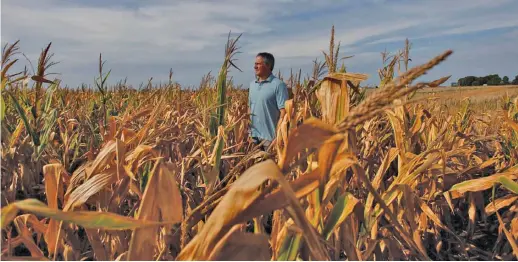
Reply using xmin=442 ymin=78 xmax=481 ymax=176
xmin=257 ymin=52 xmax=275 ymax=71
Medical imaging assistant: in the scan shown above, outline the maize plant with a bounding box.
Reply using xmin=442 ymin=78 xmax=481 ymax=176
xmin=1 ymin=27 xmax=518 ymax=261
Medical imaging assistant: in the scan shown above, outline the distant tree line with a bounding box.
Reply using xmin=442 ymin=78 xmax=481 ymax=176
xmin=455 ymin=74 xmax=518 ymax=86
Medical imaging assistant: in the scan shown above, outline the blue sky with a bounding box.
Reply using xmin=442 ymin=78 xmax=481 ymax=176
xmin=2 ymin=0 xmax=518 ymax=89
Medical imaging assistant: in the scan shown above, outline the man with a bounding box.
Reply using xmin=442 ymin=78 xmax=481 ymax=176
xmin=248 ymin=52 xmax=289 ymax=151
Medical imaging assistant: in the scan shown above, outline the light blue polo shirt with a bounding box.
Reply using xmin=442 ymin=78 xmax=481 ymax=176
xmin=248 ymin=74 xmax=289 ymax=142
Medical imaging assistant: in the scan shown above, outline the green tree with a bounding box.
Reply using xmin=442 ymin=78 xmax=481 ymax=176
xmin=458 ymin=76 xmax=477 ymax=86
xmin=503 ymin=76 xmax=509 ymax=85
xmin=487 ymin=74 xmax=502 ymax=85
xmin=479 ymin=76 xmax=489 ymax=85
xmin=512 ymin=75 xmax=518 ymax=85
xmin=472 ymin=80 xmax=480 ymax=86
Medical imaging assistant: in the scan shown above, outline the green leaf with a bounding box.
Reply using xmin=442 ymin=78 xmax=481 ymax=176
xmin=140 ymin=161 xmax=152 ymax=194
xmin=216 ymin=67 xmax=227 ymax=128
xmin=498 ymin=177 xmax=518 ymax=194
xmin=1 ymin=199 xmax=176 ymax=231
xmin=7 ymin=91 xmax=40 ymax=146
xmin=102 ymin=69 xmax=111 ymax=86
xmin=209 ymin=112 xmax=218 ymax=137
xmin=0 ymin=94 xmax=6 ymax=122
xmin=322 ymin=192 xmax=359 ymax=240
xmin=43 ymin=82 xmax=57 ymax=114
xmin=214 ymin=129 xmax=224 ymax=171
xmin=1 ymin=204 xmax=18 ymax=230
xmin=277 ymin=233 xmax=302 ymax=261
xmin=36 ymin=109 xmax=58 ymax=159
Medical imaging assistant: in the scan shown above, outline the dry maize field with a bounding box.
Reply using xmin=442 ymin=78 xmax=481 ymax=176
xmin=1 ymin=29 xmax=518 ymax=261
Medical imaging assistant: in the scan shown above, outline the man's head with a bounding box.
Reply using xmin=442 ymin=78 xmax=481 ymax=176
xmin=255 ymin=52 xmax=275 ymax=79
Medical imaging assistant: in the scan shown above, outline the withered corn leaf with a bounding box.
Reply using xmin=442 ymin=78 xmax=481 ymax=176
xmin=1 ymin=199 xmax=175 ymax=230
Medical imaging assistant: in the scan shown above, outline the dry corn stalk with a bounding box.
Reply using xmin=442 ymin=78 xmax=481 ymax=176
xmin=1 ymin=27 xmax=518 ymax=261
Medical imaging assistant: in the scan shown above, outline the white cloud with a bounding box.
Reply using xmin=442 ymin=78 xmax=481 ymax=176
xmin=365 ymin=36 xmax=409 ymax=46
xmin=376 ymin=0 xmax=517 ymax=43
xmin=1 ymin=0 xmax=517 ymax=88
xmin=2 ymin=1 xmax=271 ymax=62
xmin=365 ymin=10 xmax=518 ymax=46
xmin=249 ymin=20 xmax=420 ymax=58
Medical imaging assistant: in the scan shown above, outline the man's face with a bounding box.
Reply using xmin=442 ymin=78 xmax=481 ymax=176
xmin=254 ymin=56 xmax=270 ymax=77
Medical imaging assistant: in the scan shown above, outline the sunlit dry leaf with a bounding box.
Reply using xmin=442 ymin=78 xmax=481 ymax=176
xmin=125 ymin=144 xmax=156 ymax=171
xmin=85 ymin=140 xmax=117 ymax=179
xmin=511 ymin=217 xmax=518 ymax=237
xmin=278 ymin=117 xmax=338 ymax=171
xmin=449 ymin=170 xmax=518 ymax=194
xmin=42 ymin=163 xmax=65 ymax=256
xmin=235 ymin=169 xmax=320 ymax=226
xmin=317 ymin=133 xmax=344 ymax=184
xmin=63 ymin=167 xmax=118 ymax=211
xmin=17 ymin=214 xmax=48 ymax=235
xmin=178 ymin=160 xmax=282 ymax=260
xmin=503 ymin=113 xmax=518 ymax=132
xmin=385 ymin=110 xmax=407 ymax=164
xmin=317 ymin=76 xmax=350 ymax=125
xmin=178 ymin=160 xmax=329 ymax=261
xmin=409 ymin=109 xmax=424 ymax=135
xmin=127 ymin=159 xmax=183 ymax=260
xmin=485 ymin=195 xmax=518 ymax=215
xmin=121 ymin=128 xmax=136 ymax=143
xmin=311 ymin=134 xmax=346 ymax=223
xmin=480 ymin=158 xmax=498 ymax=169
xmin=3 ymin=41 xmax=516 ymax=261
xmin=65 ymin=165 xmax=88 ymax=198
xmin=398 ymin=151 xmax=442 ymax=187
xmin=122 ymin=107 xmax=153 ymax=124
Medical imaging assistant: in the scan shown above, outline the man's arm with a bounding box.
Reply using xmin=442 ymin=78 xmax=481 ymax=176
xmin=248 ymin=87 xmax=252 ymax=139
xmin=277 ymin=108 xmax=286 ymax=128
xmin=275 ymin=82 xmax=289 ymax=135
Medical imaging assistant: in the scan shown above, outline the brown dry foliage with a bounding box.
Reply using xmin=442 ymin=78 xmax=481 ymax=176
xmin=1 ymin=29 xmax=518 ymax=261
